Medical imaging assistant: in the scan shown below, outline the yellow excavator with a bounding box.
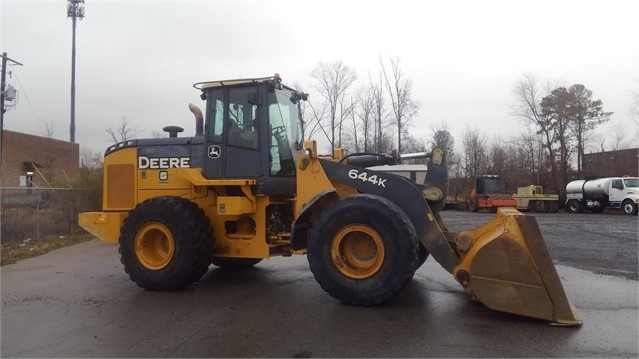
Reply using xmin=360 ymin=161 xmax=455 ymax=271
xmin=79 ymin=74 xmax=582 ymax=326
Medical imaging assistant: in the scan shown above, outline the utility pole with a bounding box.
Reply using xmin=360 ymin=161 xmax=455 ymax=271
xmin=67 ymin=0 xmax=85 ymax=143
xmin=1 ymin=52 xmax=24 ymax=181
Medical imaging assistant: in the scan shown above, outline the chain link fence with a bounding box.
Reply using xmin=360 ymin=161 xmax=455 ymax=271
xmin=1 ymin=186 xmax=100 ymax=244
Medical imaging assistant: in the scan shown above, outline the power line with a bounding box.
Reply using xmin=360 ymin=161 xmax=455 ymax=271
xmin=11 ymin=70 xmax=39 ymax=120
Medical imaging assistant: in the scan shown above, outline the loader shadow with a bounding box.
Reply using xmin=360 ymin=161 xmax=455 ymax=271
xmin=112 ymin=263 xmax=581 ymax=359
xmin=183 ymin=261 xmax=437 ymax=312
xmin=132 ymin=261 xmax=577 ymax=331
xmin=196 ymin=264 xmax=555 ymax=325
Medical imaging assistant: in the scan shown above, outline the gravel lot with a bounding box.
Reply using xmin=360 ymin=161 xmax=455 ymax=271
xmin=439 ymin=210 xmax=639 ymax=280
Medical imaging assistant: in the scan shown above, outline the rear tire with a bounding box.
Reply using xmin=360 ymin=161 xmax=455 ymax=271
xmin=308 ymin=194 xmax=419 ymax=306
xmin=469 ymin=198 xmax=479 ymax=212
xmin=119 ymin=197 xmax=213 ymax=291
xmin=549 ymin=202 xmax=560 ymax=213
xmin=536 ymin=201 xmax=547 ymax=213
xmin=566 ymin=199 xmax=583 ymax=213
xmin=622 ymin=200 xmax=638 ymax=215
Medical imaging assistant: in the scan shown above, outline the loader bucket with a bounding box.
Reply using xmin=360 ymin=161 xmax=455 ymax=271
xmin=453 ymin=208 xmax=582 ymax=326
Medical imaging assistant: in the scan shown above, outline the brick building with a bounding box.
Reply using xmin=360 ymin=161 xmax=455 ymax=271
xmin=1 ymin=130 xmax=79 ymax=187
xmin=582 ymin=148 xmax=639 ymax=178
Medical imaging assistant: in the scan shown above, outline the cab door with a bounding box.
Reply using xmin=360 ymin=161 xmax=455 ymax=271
xmin=203 ymin=86 xmax=261 ymax=179
xmin=609 ymin=179 xmax=624 ymax=204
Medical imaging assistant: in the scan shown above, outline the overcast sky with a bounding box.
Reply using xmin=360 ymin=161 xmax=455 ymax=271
xmin=2 ymin=0 xmax=638 ymax=156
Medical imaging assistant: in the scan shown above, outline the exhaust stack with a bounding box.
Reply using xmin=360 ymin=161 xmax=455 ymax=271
xmin=189 ymin=103 xmax=204 ymax=136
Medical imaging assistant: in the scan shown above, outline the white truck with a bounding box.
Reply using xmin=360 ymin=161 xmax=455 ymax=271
xmin=565 ymin=177 xmax=639 ymax=215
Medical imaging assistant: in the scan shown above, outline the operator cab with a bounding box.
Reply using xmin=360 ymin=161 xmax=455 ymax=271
xmin=194 ymin=74 xmax=307 ymax=196
xmin=476 ymin=175 xmax=505 ymax=195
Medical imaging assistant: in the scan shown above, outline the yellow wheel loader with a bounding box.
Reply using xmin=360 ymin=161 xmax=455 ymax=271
xmin=79 ymin=74 xmax=582 ymax=326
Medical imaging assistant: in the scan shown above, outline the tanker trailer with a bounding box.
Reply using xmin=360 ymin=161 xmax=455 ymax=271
xmin=565 ymin=177 xmax=639 ymax=215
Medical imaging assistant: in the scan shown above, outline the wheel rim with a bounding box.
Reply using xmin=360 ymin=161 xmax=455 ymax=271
xmin=623 ymin=202 xmax=634 ymax=214
xmin=331 ymin=224 xmax=385 ymax=279
xmin=135 ymin=222 xmax=175 ymax=270
xmin=569 ymin=201 xmax=578 ymax=212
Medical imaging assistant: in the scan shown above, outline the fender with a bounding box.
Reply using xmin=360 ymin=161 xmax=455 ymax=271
xmin=290 ymin=189 xmax=339 ymax=250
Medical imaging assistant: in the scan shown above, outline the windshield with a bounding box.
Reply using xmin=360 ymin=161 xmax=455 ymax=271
xmin=484 ymin=178 xmax=502 ymax=193
xmin=267 ymin=88 xmax=304 ymax=176
xmin=623 ymin=178 xmax=639 ymax=188
xmin=268 ymin=89 xmax=303 ymax=150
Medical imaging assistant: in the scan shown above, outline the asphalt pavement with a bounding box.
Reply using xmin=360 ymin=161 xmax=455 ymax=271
xmin=1 ymin=226 xmax=637 ymax=358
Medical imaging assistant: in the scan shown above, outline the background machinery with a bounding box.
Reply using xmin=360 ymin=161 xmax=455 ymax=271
xmin=512 ymin=185 xmax=560 ymax=213
xmin=79 ymin=74 xmax=581 ymax=326
xmin=468 ymin=175 xmax=516 ymax=212
xmin=565 ymin=177 xmax=639 ymax=215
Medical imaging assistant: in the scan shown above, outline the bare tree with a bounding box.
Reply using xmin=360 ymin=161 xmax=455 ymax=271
xmin=41 ymin=117 xmax=57 ymax=139
xmin=512 ymin=74 xmax=562 ymax=191
xmin=631 ymin=85 xmax=639 ymax=138
xmin=606 ymin=118 xmax=632 ymax=150
xmin=310 ymin=60 xmax=358 ymax=153
xmin=301 ymin=99 xmax=329 ymax=143
xmin=80 ymin=146 xmax=103 ymax=169
xmin=106 ymin=116 xmax=142 ymax=144
xmin=38 ymin=117 xmax=58 ymax=180
xmin=510 ymin=125 xmax=548 ymax=187
xmin=336 ymin=95 xmax=356 ymax=149
xmin=370 ymin=72 xmax=390 ymax=152
xmin=380 ymin=56 xmax=420 ymax=154
xmin=356 ymin=85 xmax=375 ymax=152
xmin=462 ymin=125 xmax=488 ymax=180
xmin=401 ymin=134 xmax=427 ymax=155
xmin=295 ymin=81 xmax=330 ymax=145
xmin=486 ymin=136 xmax=519 ymax=192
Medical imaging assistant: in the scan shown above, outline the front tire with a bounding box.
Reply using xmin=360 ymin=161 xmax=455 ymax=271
xmin=622 ymin=200 xmax=638 ymax=215
xmin=308 ymin=194 xmax=419 ymax=306
xmin=119 ymin=197 xmax=213 ymax=291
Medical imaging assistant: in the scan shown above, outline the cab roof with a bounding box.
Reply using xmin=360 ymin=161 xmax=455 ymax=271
xmin=193 ymin=74 xmax=295 ymax=91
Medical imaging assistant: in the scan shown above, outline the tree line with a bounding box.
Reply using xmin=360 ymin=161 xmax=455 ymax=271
xmin=303 ymin=60 xmax=636 ymax=197
xmin=84 ymin=61 xmax=636 ymax=200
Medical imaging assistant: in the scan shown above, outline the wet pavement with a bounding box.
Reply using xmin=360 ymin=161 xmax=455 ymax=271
xmin=1 ymin=238 xmax=637 ymax=358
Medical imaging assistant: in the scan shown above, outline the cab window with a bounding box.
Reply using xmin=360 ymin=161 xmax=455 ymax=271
xmin=207 ymin=89 xmax=224 ymax=143
xmin=227 ymin=87 xmax=259 ymax=150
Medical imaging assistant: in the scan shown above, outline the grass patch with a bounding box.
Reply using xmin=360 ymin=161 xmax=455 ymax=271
xmin=1 ymin=234 xmax=94 ymax=266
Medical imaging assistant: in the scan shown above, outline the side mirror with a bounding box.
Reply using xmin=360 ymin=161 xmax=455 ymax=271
xmin=290 ymin=92 xmax=309 ymax=104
